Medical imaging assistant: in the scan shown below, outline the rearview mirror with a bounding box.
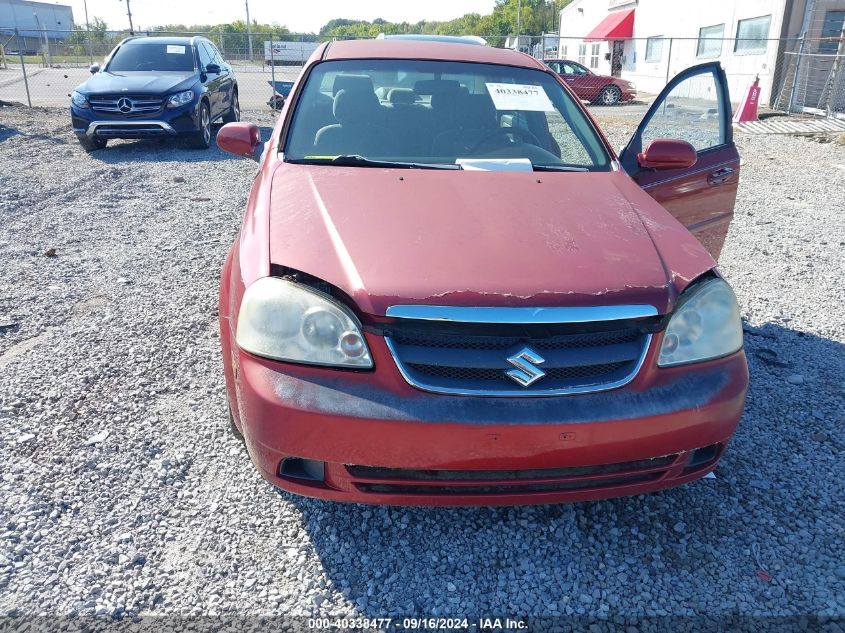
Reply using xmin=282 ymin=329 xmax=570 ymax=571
xmin=637 ymin=139 xmax=697 ymax=170
xmin=205 ymin=63 xmax=221 ymax=74
xmin=217 ymin=122 xmax=261 ymax=161
xmin=89 ymin=64 xmax=100 ymax=74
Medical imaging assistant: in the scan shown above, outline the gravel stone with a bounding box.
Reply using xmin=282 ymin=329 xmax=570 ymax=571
xmin=0 ymin=105 xmax=843 ymax=622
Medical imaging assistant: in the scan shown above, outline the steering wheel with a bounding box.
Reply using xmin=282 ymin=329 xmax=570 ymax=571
xmin=468 ymin=127 xmax=543 ymax=155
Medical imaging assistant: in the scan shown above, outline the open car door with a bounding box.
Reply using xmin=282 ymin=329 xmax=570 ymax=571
xmin=619 ymin=62 xmax=740 ymax=261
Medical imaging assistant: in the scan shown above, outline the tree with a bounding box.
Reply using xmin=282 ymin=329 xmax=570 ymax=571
xmin=316 ymin=1 xmax=576 ymax=42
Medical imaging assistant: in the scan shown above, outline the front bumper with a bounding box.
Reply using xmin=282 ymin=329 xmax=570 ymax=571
xmin=81 ymin=120 xmax=178 ymax=138
xmin=71 ymin=101 xmax=201 ymax=139
xmin=230 ymin=333 xmax=748 ymax=506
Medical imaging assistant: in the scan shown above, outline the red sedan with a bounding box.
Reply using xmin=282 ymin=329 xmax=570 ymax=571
xmin=545 ymin=59 xmax=637 ymax=105
xmin=216 ymin=36 xmax=746 ymax=506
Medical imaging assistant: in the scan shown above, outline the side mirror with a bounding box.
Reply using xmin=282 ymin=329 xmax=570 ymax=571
xmin=217 ymin=122 xmax=261 ymax=160
xmin=637 ymin=139 xmax=698 ymax=170
xmin=89 ymin=64 xmax=100 ymax=74
xmin=205 ymin=63 xmax=221 ymax=74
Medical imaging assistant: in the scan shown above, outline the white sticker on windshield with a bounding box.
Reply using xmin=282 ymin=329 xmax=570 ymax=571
xmin=166 ymin=45 xmax=186 ymax=55
xmin=486 ymin=83 xmax=555 ymax=112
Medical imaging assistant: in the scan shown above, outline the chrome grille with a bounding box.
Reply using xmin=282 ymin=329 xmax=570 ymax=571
xmin=384 ymin=306 xmax=657 ymax=397
xmin=89 ymin=95 xmax=165 ymax=114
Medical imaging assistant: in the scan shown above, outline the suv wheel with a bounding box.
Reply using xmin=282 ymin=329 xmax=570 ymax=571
xmin=78 ymin=136 xmax=107 ymax=152
xmin=222 ymin=90 xmax=240 ymax=123
xmin=189 ymin=102 xmax=212 ymax=149
xmin=597 ymin=85 xmax=622 ymax=106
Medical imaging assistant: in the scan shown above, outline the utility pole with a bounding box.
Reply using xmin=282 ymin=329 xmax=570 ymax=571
xmin=32 ymin=11 xmax=50 ymax=66
xmin=82 ymin=0 xmax=92 ymax=64
xmin=516 ymin=0 xmax=522 ymax=49
xmin=122 ymin=0 xmax=134 ymax=34
xmin=245 ymin=0 xmax=254 ymax=62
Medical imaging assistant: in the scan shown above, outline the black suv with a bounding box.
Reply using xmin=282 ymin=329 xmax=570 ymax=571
xmin=70 ymin=36 xmax=239 ymax=151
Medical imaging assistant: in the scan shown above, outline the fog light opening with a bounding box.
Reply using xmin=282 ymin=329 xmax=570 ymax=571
xmin=685 ymin=443 xmax=721 ymax=470
xmin=279 ymin=457 xmax=326 ymax=482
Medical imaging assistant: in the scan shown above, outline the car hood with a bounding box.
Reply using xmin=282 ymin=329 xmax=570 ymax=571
xmin=79 ymin=71 xmax=196 ymax=95
xmin=268 ymin=165 xmax=715 ymax=316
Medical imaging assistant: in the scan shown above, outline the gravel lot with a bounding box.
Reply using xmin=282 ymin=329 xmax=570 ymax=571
xmin=0 ymin=105 xmax=843 ymax=628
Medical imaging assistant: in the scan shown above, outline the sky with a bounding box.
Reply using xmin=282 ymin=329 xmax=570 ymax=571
xmin=63 ymin=0 xmax=499 ymax=33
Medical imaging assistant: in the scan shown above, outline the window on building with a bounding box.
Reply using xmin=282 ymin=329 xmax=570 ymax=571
xmin=578 ymin=44 xmax=587 ymax=65
xmin=645 ymin=36 xmax=664 ymax=62
xmin=590 ymin=43 xmax=601 ymax=68
xmin=735 ymin=15 xmax=771 ymax=54
xmin=819 ymin=11 xmax=845 ymax=54
xmin=697 ymin=24 xmax=725 ymax=58
xmin=561 ymin=45 xmax=568 ymax=57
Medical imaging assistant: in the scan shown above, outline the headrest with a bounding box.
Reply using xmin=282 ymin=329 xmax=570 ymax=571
xmin=460 ymin=94 xmax=497 ymax=127
xmin=388 ymin=88 xmax=416 ymax=105
xmin=333 ymin=88 xmax=378 ymax=124
xmin=413 ymin=79 xmax=462 ymax=95
xmin=332 ymin=74 xmax=375 ymax=96
xmin=430 ymin=89 xmax=465 ymax=113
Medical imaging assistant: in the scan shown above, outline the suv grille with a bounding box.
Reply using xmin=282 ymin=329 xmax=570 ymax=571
xmin=89 ymin=95 xmax=165 ymax=115
xmin=385 ymin=311 xmax=656 ymax=396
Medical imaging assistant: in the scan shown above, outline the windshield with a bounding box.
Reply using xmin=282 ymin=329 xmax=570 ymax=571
xmin=106 ymin=42 xmax=196 ymax=72
xmin=284 ymin=59 xmax=611 ymax=171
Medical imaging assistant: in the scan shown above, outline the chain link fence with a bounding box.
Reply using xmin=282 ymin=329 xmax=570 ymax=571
xmin=0 ymin=29 xmax=320 ymax=110
xmin=0 ymin=28 xmax=842 ymax=118
xmin=518 ymin=34 xmax=843 ymax=118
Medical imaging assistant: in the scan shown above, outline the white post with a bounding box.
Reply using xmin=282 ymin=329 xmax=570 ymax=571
xmin=83 ymin=0 xmax=93 ymax=64
xmin=245 ymin=0 xmax=254 ymax=62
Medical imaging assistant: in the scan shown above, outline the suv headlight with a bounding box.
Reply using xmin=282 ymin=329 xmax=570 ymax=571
xmin=71 ymin=91 xmax=89 ymax=108
xmin=658 ymin=278 xmax=743 ymax=367
xmin=236 ymin=277 xmax=372 ymax=368
xmin=167 ymin=90 xmax=194 ymax=108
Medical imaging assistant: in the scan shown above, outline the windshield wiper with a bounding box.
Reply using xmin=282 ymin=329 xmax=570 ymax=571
xmin=292 ymin=155 xmax=462 ymax=170
xmin=532 ymin=164 xmax=590 ymax=172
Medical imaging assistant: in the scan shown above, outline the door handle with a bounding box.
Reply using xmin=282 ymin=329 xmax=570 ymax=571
xmin=708 ymin=167 xmax=734 ymax=185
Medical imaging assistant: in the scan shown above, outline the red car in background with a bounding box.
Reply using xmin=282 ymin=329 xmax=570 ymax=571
xmin=216 ymin=36 xmax=746 ymax=506
xmin=545 ymin=59 xmax=637 ymax=105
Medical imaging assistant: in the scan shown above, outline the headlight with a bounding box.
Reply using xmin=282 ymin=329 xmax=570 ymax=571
xmin=71 ymin=91 xmax=89 ymax=108
xmin=167 ymin=90 xmax=194 ymax=108
xmin=658 ymin=278 xmax=743 ymax=367
xmin=236 ymin=277 xmax=372 ymax=368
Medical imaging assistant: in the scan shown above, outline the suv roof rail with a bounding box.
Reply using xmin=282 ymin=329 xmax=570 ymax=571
xmin=375 ymin=34 xmax=488 ymax=46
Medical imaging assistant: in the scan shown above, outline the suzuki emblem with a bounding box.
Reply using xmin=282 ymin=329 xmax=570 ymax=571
xmin=506 ymin=347 xmax=546 ymax=387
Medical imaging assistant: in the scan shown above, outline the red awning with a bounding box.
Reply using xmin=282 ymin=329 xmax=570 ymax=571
xmin=584 ymin=9 xmax=635 ymax=41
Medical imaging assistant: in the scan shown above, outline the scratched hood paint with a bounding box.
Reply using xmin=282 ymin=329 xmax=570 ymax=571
xmin=268 ymin=166 xmax=715 ymax=316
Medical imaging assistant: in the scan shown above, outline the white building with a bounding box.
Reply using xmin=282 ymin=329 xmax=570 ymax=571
xmin=557 ymin=0 xmax=845 ymax=106
xmin=0 ymin=0 xmax=74 ymax=38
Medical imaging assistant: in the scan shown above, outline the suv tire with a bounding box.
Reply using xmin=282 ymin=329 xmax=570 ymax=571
xmin=78 ymin=136 xmax=107 ymax=152
xmin=189 ymin=102 xmax=212 ymax=149
xmin=222 ymin=90 xmax=240 ymax=124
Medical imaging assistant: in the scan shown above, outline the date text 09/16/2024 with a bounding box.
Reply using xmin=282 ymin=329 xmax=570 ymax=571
xmin=307 ymin=617 xmax=528 ymax=630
